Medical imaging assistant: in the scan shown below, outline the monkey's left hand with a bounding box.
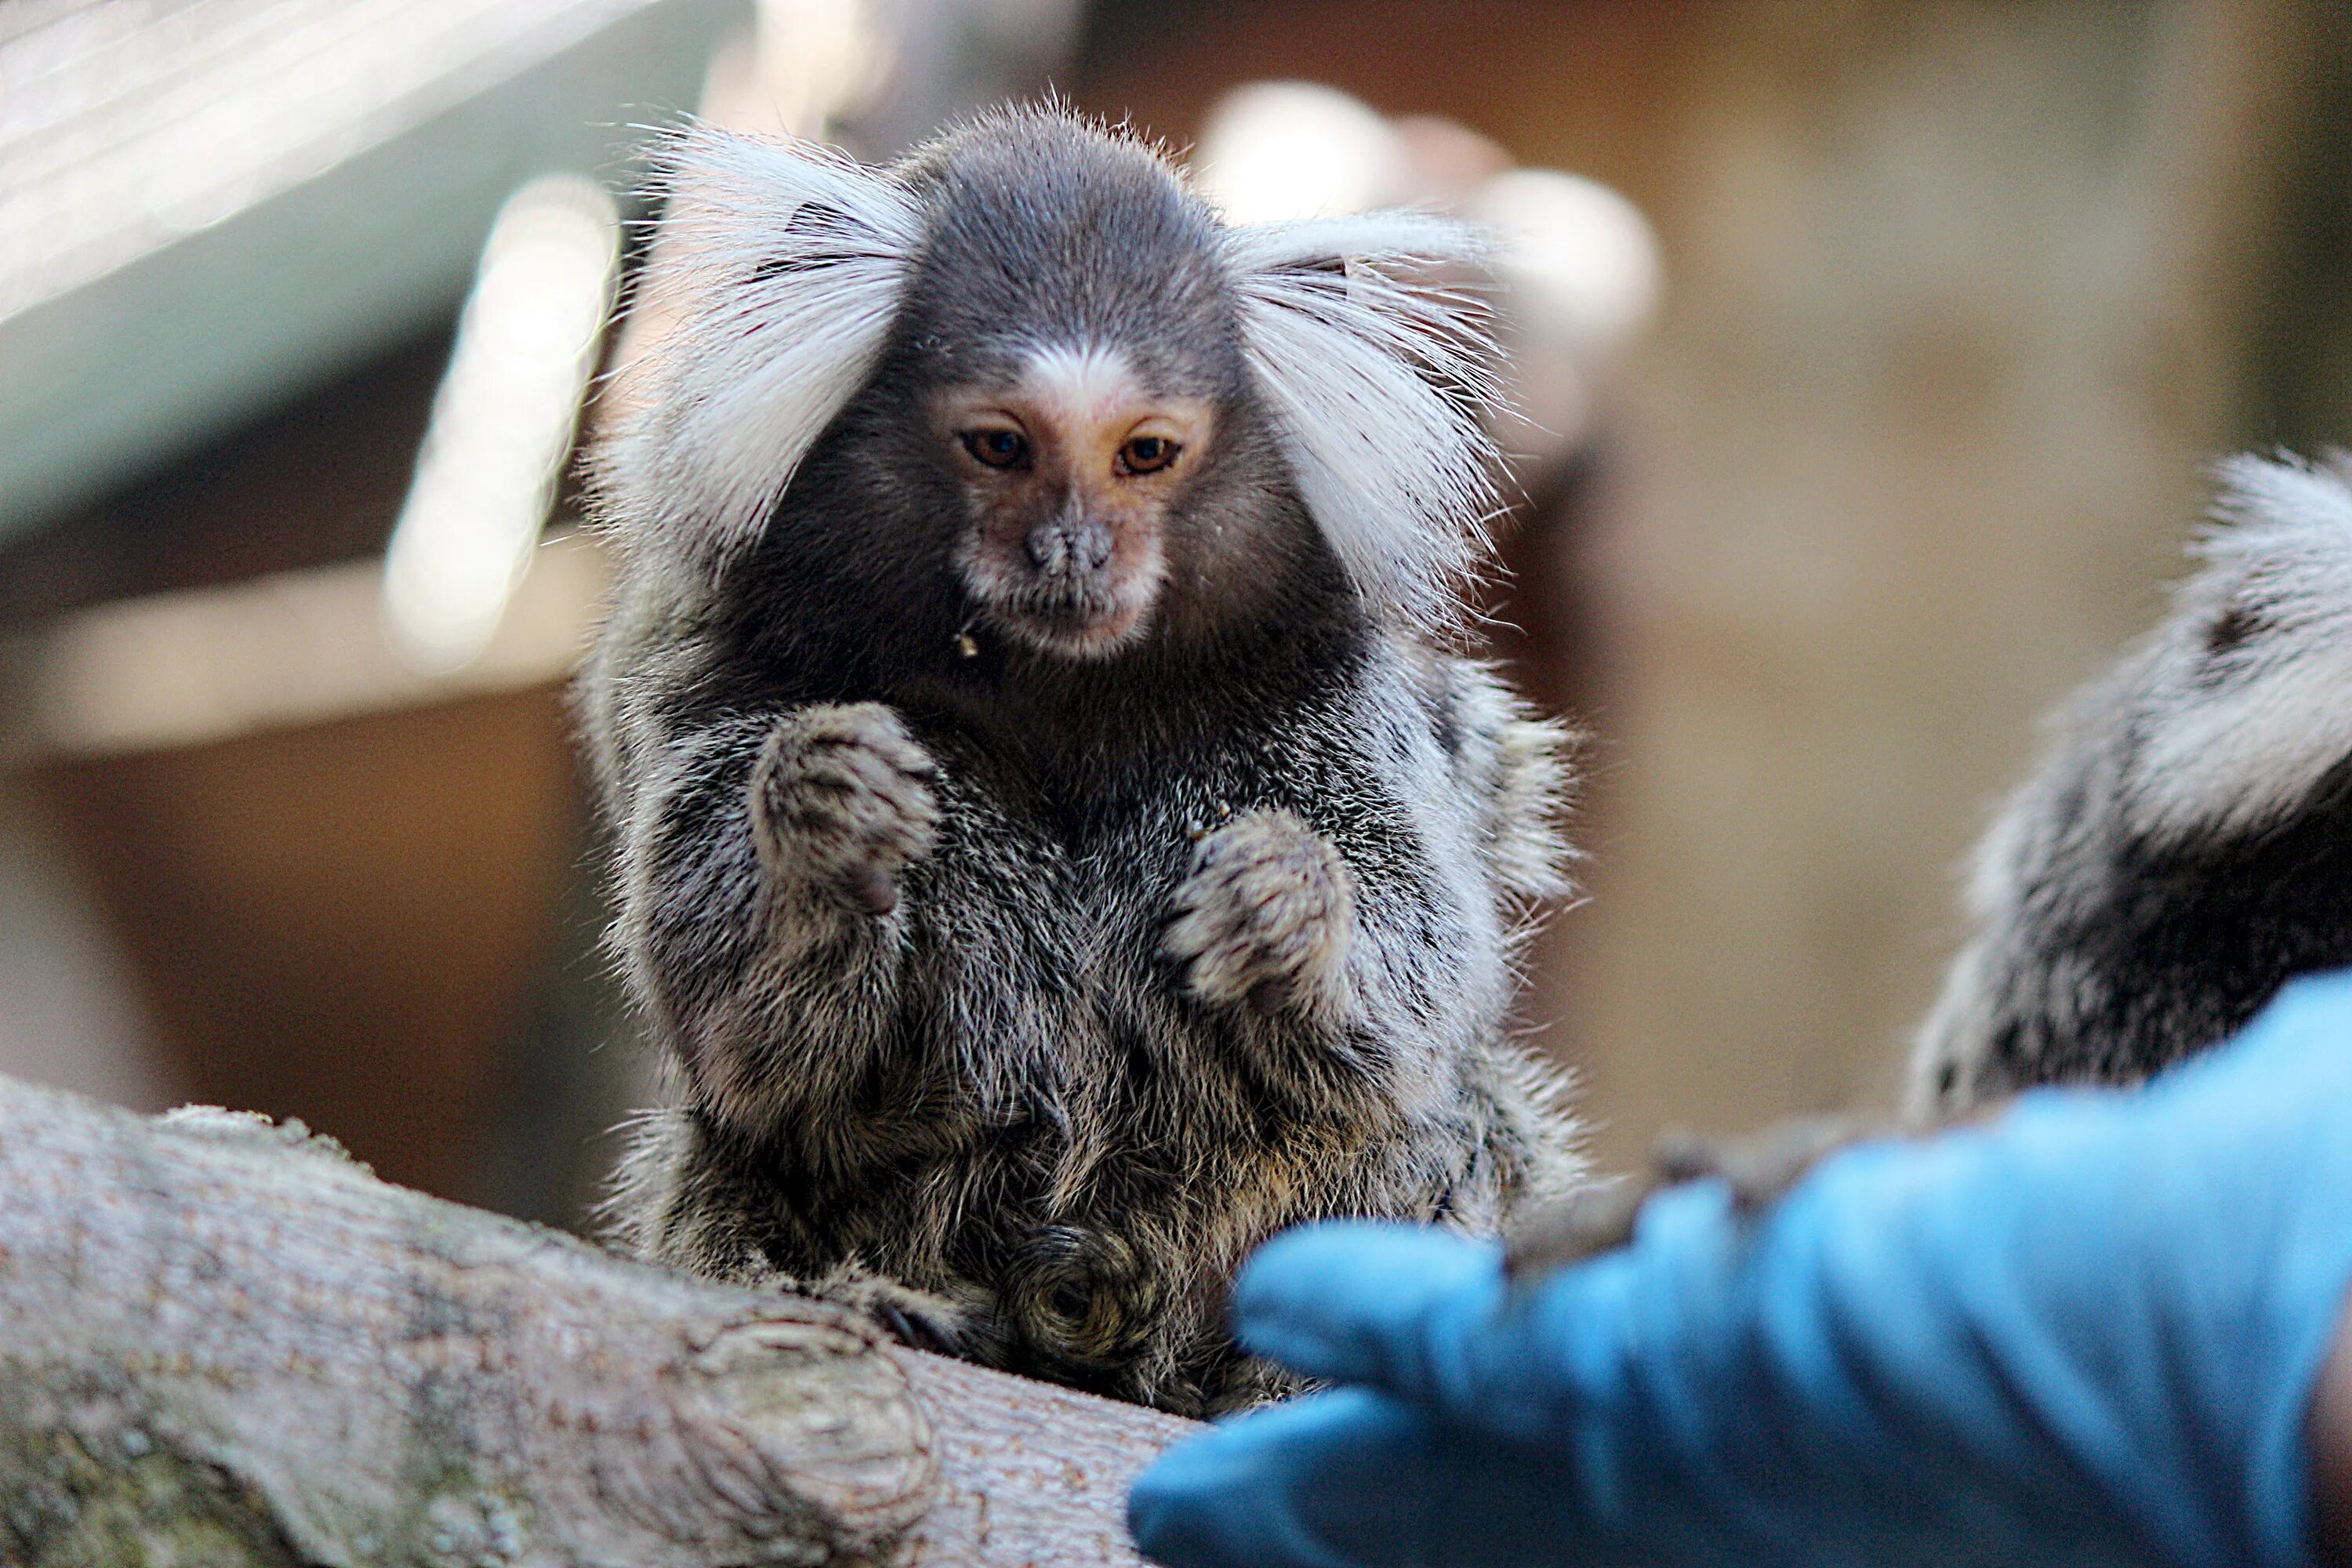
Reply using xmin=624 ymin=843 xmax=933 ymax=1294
xmin=1163 ymin=809 xmax=1356 ymax=1016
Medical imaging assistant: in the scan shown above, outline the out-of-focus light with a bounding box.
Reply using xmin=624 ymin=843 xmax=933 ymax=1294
xmin=382 ymin=174 xmax=618 ymax=673
xmin=691 ymin=0 xmax=883 ymax=136
xmin=1468 ymin=169 xmax=1661 ymax=363
xmin=1467 ymin=169 xmax=1662 ymax=456
xmin=754 ymin=0 xmax=881 ymax=127
xmin=1192 ymin=82 xmax=1403 ymax=224
xmin=11 ymin=535 xmax=609 ymax=764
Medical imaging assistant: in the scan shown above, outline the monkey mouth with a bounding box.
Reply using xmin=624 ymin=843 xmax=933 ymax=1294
xmin=958 ymin=543 xmax=1163 ymax=661
xmin=982 ymin=585 xmax=1154 ymax=660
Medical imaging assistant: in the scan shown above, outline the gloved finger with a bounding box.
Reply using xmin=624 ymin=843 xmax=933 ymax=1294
xmin=1127 ymin=1386 xmax=1592 ymax=1568
xmin=1230 ymin=1201 xmax=1746 ymax=1444
xmin=1229 ymin=1223 xmax=1504 ymax=1393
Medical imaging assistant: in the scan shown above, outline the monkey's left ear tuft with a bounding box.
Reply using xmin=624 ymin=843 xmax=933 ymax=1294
xmin=591 ymin=125 xmax=924 ymax=586
xmin=1225 ymin=212 xmax=1504 ymax=633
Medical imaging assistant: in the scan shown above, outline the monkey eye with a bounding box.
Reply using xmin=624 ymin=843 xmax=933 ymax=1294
xmin=960 ymin=429 xmax=1029 ymax=469
xmin=1119 ymin=434 xmax=1180 ymax=476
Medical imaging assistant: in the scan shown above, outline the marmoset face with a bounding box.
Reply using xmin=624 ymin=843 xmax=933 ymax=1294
xmin=933 ymin=344 xmax=1214 ymax=660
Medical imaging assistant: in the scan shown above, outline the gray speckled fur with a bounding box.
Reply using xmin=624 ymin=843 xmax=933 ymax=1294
xmin=1912 ymin=453 xmax=2352 ymax=1117
xmin=582 ymin=109 xmax=1581 ymax=1416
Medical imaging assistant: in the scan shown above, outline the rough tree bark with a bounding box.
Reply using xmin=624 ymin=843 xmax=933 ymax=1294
xmin=0 ymin=1076 xmax=1196 ymax=1566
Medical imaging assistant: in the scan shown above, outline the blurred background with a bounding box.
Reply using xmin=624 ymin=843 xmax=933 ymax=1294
xmin=3 ymin=0 xmax=2349 ymax=1224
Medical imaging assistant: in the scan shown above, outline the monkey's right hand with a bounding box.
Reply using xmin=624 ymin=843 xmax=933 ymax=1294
xmin=750 ymin=703 xmax=941 ymax=917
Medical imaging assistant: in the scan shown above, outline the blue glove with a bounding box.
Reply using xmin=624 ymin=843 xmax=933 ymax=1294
xmin=1130 ymin=970 xmax=2352 ymax=1568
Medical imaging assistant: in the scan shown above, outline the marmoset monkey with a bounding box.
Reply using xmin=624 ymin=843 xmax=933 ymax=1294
xmin=582 ymin=108 xmax=1582 ymax=1416
xmin=1513 ymin=453 xmax=2352 ymax=1277
xmin=1910 ymin=452 xmax=2352 ymax=1116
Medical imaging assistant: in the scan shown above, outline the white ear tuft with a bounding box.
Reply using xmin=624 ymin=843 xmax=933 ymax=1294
xmin=593 ymin=126 xmax=923 ymax=584
xmin=2124 ymin=451 xmax=2352 ymax=840
xmin=1224 ymin=211 xmax=1504 ymax=631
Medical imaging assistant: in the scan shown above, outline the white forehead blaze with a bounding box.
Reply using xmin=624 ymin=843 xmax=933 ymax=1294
xmin=1020 ymin=343 xmax=1145 ymax=430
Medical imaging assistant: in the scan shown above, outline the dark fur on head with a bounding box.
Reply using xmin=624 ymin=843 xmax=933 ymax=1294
xmin=1912 ymin=452 xmax=2352 ymax=1116
xmin=583 ymin=107 xmax=1580 ymax=1414
xmin=764 ymin=122 xmax=1329 ymax=673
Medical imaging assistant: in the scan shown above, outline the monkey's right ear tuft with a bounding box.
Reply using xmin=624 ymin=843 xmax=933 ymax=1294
xmin=590 ymin=125 xmax=923 ymax=586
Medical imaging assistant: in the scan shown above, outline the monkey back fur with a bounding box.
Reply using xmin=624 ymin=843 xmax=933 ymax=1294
xmin=1913 ymin=452 xmax=2352 ymax=1116
xmin=1509 ymin=452 xmax=2352 ymax=1280
xmin=582 ymin=109 xmax=1582 ymax=1416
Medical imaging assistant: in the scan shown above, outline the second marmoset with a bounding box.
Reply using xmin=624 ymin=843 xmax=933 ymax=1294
xmin=582 ymin=107 xmax=1582 ymax=1417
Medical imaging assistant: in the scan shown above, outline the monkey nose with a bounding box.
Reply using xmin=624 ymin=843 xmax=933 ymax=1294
xmin=1025 ymin=521 xmax=1113 ymax=575
xmin=1024 ymin=523 xmax=1065 ymax=572
xmin=1025 ymin=524 xmax=1073 ymax=573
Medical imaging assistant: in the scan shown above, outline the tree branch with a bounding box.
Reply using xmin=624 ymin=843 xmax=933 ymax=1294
xmin=0 ymin=1076 xmax=1194 ymax=1566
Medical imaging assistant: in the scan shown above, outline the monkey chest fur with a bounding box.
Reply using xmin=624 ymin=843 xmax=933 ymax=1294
xmin=691 ymin=692 xmax=1519 ymax=1406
